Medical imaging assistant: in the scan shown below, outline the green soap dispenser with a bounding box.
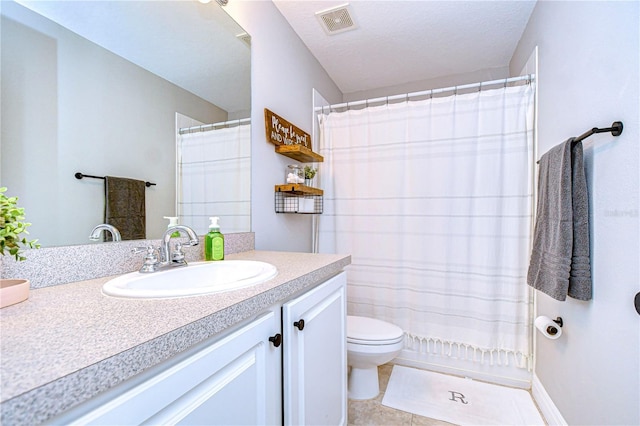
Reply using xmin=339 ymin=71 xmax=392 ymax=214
xmin=205 ymin=217 xmax=224 ymax=261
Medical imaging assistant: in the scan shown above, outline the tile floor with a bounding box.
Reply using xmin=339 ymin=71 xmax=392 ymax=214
xmin=348 ymin=364 xmax=455 ymax=426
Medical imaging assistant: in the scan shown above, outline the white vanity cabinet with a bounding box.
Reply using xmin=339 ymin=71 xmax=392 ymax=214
xmin=51 ymin=272 xmax=347 ymax=426
xmin=283 ymin=271 xmax=347 ymax=425
xmin=56 ymin=311 xmax=283 ymax=426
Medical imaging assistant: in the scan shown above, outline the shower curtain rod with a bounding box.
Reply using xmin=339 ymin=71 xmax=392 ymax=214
xmin=178 ymin=117 xmax=251 ymax=135
xmin=320 ymin=74 xmax=534 ymax=112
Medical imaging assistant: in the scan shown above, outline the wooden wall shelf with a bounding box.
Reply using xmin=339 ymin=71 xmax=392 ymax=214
xmin=275 ymin=184 xmax=323 ymax=196
xmin=275 ymin=145 xmax=324 ymax=163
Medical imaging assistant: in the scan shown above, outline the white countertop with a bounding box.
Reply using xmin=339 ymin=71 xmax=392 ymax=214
xmin=0 ymin=250 xmax=350 ymax=425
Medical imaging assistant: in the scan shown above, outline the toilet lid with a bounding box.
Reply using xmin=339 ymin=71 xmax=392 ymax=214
xmin=347 ymin=315 xmax=404 ymax=344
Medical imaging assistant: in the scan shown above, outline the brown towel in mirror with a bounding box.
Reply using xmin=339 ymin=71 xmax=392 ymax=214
xmin=104 ymin=176 xmax=146 ymax=240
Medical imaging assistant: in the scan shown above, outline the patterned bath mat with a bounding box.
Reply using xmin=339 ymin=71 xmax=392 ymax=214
xmin=382 ymin=365 xmax=545 ymax=425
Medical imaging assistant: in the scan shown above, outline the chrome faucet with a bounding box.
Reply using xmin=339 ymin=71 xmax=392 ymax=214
xmin=134 ymin=225 xmax=199 ymax=273
xmin=89 ymin=224 xmax=122 ymax=242
xmin=160 ymin=225 xmax=199 ymax=266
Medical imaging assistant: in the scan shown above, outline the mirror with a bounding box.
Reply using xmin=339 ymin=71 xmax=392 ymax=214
xmin=0 ymin=0 xmax=251 ymax=247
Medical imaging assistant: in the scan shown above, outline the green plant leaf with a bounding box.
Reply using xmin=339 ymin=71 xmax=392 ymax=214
xmin=0 ymin=187 xmax=40 ymax=261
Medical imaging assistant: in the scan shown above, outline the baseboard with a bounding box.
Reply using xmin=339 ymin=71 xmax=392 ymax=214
xmin=532 ymin=374 xmax=567 ymax=426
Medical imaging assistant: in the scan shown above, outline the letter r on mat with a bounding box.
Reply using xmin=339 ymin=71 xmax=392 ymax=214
xmin=448 ymin=391 xmax=469 ymax=404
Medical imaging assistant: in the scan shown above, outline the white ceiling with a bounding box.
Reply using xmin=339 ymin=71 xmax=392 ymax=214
xmin=273 ymin=0 xmax=537 ymax=95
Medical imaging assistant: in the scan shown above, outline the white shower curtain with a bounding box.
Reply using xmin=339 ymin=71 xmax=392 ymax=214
xmin=178 ymin=123 xmax=251 ymax=234
xmin=318 ymin=84 xmax=535 ymax=371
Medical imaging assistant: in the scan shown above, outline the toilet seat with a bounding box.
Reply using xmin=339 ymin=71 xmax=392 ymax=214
xmin=347 ymin=335 xmax=404 ymax=345
xmin=347 ymin=316 xmax=404 ymax=345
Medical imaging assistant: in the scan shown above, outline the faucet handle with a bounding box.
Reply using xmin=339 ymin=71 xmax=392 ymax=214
xmin=133 ymin=246 xmax=160 ymax=273
xmin=132 ymin=246 xmax=157 ymax=257
xmin=171 ymin=242 xmax=188 ymax=266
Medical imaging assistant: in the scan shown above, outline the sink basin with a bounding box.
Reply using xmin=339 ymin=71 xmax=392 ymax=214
xmin=102 ymin=260 xmax=278 ymax=299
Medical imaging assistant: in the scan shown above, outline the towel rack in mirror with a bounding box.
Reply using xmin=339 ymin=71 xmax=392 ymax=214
xmin=74 ymin=172 xmax=156 ymax=187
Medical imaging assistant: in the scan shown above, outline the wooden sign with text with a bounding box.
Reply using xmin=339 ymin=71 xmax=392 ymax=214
xmin=264 ymin=108 xmax=312 ymax=150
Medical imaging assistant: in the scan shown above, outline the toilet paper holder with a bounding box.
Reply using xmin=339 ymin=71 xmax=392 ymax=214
xmin=546 ymin=317 xmax=563 ymax=336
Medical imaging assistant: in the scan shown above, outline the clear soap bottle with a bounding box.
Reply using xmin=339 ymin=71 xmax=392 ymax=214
xmin=205 ymin=217 xmax=224 ymax=261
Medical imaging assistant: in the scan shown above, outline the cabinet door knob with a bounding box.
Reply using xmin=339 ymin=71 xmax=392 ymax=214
xmin=269 ymin=333 xmax=282 ymax=347
xmin=293 ymin=319 xmax=305 ymax=331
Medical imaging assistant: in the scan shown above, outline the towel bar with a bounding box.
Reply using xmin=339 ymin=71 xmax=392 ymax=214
xmin=536 ymin=121 xmax=624 ymax=164
xmin=572 ymin=121 xmax=623 ymax=144
xmin=75 ymin=172 xmax=156 ymax=187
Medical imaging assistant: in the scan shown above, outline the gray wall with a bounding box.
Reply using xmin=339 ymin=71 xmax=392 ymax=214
xmin=510 ymin=2 xmax=639 ymax=424
xmin=225 ymin=1 xmax=343 ymax=252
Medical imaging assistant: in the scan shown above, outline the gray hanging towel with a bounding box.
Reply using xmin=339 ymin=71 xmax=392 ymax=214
xmin=527 ymin=139 xmax=592 ymax=301
xmin=104 ymin=176 xmax=146 ymax=241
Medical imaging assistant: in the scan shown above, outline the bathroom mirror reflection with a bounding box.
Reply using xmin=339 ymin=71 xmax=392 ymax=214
xmin=0 ymin=0 xmax=251 ymax=248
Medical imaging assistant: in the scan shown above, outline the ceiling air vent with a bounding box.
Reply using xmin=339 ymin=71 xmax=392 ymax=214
xmin=316 ymin=3 xmax=357 ymax=35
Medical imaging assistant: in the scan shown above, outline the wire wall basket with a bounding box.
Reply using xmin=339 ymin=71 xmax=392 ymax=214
xmin=275 ymin=193 xmax=323 ymax=214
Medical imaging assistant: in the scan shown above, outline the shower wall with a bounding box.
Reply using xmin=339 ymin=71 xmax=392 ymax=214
xmin=511 ymin=2 xmax=639 ymax=425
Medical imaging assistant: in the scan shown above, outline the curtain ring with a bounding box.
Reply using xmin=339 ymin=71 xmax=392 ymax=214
xmin=504 ymin=78 xmax=508 ymax=88
xmin=385 ymin=96 xmax=389 ymax=106
xmin=478 ymin=82 xmax=482 ymax=92
xmin=454 ymin=86 xmax=458 ymax=95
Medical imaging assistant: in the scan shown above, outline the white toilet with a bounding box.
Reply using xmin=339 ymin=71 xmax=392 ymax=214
xmin=347 ymin=315 xmax=404 ymax=400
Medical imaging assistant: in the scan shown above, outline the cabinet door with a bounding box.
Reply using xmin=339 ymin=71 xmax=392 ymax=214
xmin=62 ymin=311 xmax=282 ymax=426
xmin=283 ymin=272 xmax=347 ymax=426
